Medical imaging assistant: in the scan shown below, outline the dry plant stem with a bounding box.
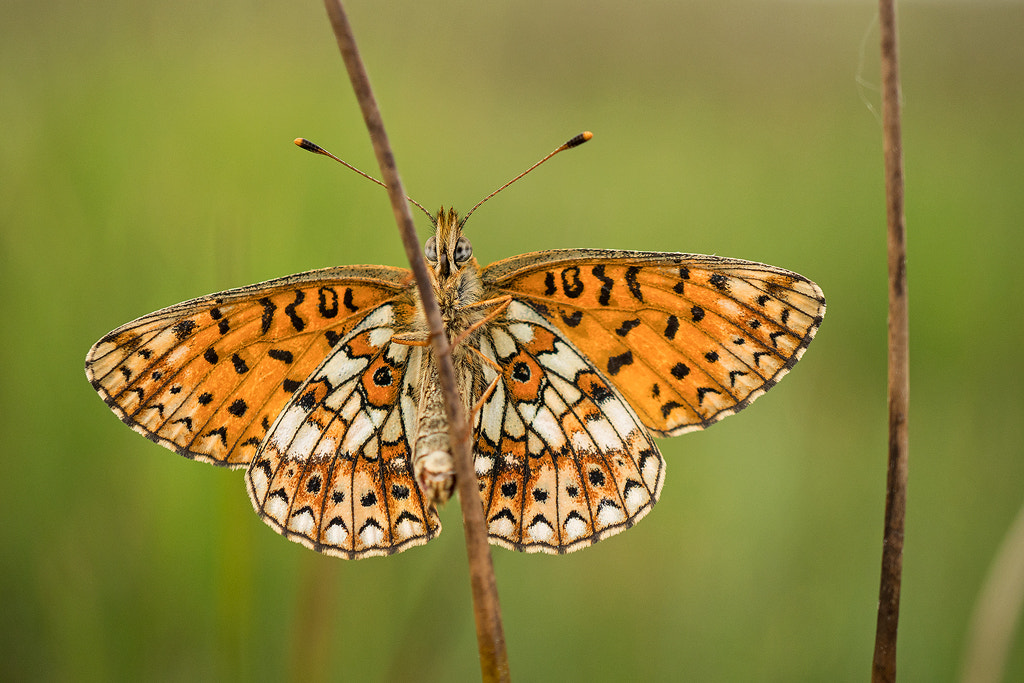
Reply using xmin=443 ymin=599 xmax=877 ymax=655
xmin=872 ymin=0 xmax=909 ymax=681
xmin=321 ymin=2 xmax=510 ymax=681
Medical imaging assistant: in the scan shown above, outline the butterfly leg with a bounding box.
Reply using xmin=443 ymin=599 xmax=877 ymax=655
xmin=467 ymin=345 xmax=503 ymax=421
xmin=449 ymin=296 xmax=513 ymax=349
xmin=391 ymin=334 xmax=430 ymax=346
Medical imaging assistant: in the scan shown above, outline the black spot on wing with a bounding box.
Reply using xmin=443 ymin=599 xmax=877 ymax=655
xmin=268 ymin=349 xmax=293 ymax=363
xmin=625 ymin=266 xmax=643 ymax=302
xmin=560 ymin=310 xmax=583 ymax=327
xmin=172 ymin=320 xmax=197 ymax=341
xmin=259 ymin=298 xmax=276 ymax=335
xmin=317 ymin=286 xmax=339 ymax=318
xmin=285 ymin=290 xmax=306 ymax=332
xmin=592 ymin=265 xmax=614 ymax=306
xmin=343 ymin=287 xmax=358 ymax=312
xmin=560 ymin=267 xmax=584 ymax=298
xmin=607 ymin=351 xmax=633 ymax=376
xmin=231 ymin=353 xmax=249 ymax=374
xmin=544 ymin=271 xmax=556 ymax=296
xmin=709 ymin=273 xmax=729 ymax=291
xmin=615 ymin=318 xmax=640 ymax=337
xmin=664 ymin=315 xmax=679 ymax=340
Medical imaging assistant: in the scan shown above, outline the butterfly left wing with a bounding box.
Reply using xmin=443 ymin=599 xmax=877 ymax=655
xmin=482 ymin=250 xmax=825 ymax=437
xmin=86 ymin=265 xmax=412 ymax=467
xmin=473 ymin=301 xmax=665 ymax=554
xmin=246 ymin=302 xmax=441 ymax=558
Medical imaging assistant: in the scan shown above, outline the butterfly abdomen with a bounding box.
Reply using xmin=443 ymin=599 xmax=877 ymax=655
xmin=412 ymin=358 xmax=457 ymax=505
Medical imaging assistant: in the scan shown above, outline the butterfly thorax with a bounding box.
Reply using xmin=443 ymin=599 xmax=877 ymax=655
xmin=411 ymin=208 xmax=487 ymax=505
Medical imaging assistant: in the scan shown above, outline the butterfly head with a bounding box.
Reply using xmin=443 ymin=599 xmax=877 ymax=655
xmin=424 ymin=207 xmax=475 ymax=281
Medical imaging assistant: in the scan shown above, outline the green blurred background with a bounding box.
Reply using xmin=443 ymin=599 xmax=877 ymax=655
xmin=3 ymin=0 xmax=1023 ymax=680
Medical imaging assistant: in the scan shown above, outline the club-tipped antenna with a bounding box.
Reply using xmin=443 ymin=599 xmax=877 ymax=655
xmin=461 ymin=131 xmax=593 ymax=226
xmin=294 ymin=138 xmax=434 ymax=222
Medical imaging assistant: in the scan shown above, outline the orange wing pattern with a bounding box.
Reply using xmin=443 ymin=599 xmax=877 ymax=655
xmin=86 ymin=266 xmax=412 ymax=467
xmin=246 ymin=303 xmax=440 ymax=558
xmin=483 ymin=250 xmax=825 ymax=437
xmin=473 ymin=301 xmax=664 ymax=553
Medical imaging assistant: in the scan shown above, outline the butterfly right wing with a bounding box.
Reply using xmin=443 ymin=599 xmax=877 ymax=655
xmin=85 ymin=265 xmax=412 ymax=467
xmin=246 ymin=303 xmax=441 ymax=558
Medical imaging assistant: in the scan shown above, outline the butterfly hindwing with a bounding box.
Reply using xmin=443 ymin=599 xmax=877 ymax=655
xmin=85 ymin=265 xmax=412 ymax=467
xmin=473 ymin=300 xmax=665 ymax=554
xmin=483 ymin=250 xmax=825 ymax=437
xmin=246 ymin=302 xmax=441 ymax=558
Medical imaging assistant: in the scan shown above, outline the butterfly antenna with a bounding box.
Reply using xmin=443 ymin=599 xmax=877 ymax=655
xmin=294 ymin=138 xmax=434 ymax=222
xmin=461 ymin=131 xmax=593 ymax=226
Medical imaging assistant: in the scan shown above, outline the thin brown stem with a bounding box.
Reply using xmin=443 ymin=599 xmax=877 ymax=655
xmin=872 ymin=0 xmax=909 ymax=681
xmin=320 ymin=2 xmax=510 ymax=681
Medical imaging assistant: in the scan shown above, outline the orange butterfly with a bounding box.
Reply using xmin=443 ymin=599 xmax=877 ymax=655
xmin=85 ymin=133 xmax=825 ymax=558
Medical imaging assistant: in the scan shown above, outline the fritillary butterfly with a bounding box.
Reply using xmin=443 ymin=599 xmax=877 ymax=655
xmin=85 ymin=133 xmax=825 ymax=558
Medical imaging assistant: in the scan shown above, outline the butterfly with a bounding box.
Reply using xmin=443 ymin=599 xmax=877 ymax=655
xmin=85 ymin=132 xmax=825 ymax=559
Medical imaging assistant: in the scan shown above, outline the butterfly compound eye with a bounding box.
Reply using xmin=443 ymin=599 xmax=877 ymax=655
xmin=424 ymin=236 xmax=437 ymax=262
xmin=453 ymin=236 xmax=473 ymax=264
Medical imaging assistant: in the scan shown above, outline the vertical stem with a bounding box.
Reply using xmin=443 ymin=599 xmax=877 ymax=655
xmin=320 ymin=2 xmax=510 ymax=681
xmin=872 ymin=0 xmax=909 ymax=681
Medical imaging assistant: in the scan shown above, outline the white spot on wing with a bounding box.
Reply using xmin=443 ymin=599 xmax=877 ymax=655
xmin=587 ymin=418 xmax=621 ymax=453
xmin=541 ymin=385 xmax=567 ymax=414
xmin=381 ymin=408 xmax=404 ymax=442
xmin=624 ymin=485 xmax=648 ymax=512
xmin=564 ymin=515 xmax=587 ymax=540
xmin=489 ymin=514 xmax=514 ymax=538
xmin=641 ymin=451 xmax=662 ymax=487
xmin=360 ymin=522 xmax=384 ymax=547
xmin=341 ymin=411 xmax=374 ymax=453
xmin=319 ymin=353 xmax=369 ymax=390
xmin=475 ymin=455 xmax=494 ymax=476
xmin=541 ymin=340 xmax=591 ymax=379
xmin=313 ymin=436 xmax=337 ymax=459
xmin=291 ymin=422 xmax=323 ymax=460
xmin=266 ymin=494 xmax=288 ymax=521
xmin=532 ymin=406 xmax=566 ymax=451
xmin=527 ymin=430 xmax=543 ymax=455
xmin=546 ymin=373 xmax=582 ymax=405
xmin=325 ymin=521 xmax=348 ymax=545
xmin=368 ymin=327 xmax=392 ymax=348
xmin=528 ymin=519 xmax=554 ymax=543
xmin=324 ymin=376 xmax=361 ymax=412
xmin=270 ymin=408 xmax=305 ymax=451
xmin=519 ymin=401 xmax=538 ymax=424
xmin=339 ymin=390 xmax=362 ymax=421
xmin=602 ymin=399 xmax=641 ymax=439
xmin=165 ymin=344 xmax=189 ymax=367
xmin=395 ymin=516 xmax=422 ymax=539
xmin=597 ymin=502 xmax=625 ymax=526
xmin=249 ymin=459 xmax=270 ymax=497
xmin=503 ymin=397 xmax=524 ymax=438
xmin=570 ymin=428 xmax=596 ymax=453
xmin=482 ymin=382 xmax=506 ymax=443
xmin=289 ymin=509 xmax=315 ymax=535
xmin=715 ymin=297 xmax=743 ymax=321
xmin=489 ymin=327 xmax=517 ymax=359
xmin=508 ymin=322 xmax=534 ymax=343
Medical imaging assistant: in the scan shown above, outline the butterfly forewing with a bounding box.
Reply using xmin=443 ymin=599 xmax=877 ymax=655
xmin=474 ymin=301 xmax=665 ymax=553
xmin=483 ymin=250 xmax=825 ymax=437
xmin=85 ymin=266 xmax=411 ymax=466
xmin=246 ymin=302 xmax=441 ymax=558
